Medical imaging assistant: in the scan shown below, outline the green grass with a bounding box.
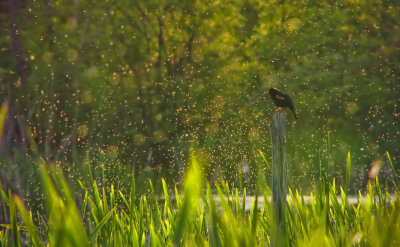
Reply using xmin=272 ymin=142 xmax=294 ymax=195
xmin=0 ymin=153 xmax=399 ymax=246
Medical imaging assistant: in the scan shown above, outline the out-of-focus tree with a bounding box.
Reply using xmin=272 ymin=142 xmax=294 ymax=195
xmin=0 ymin=0 xmax=398 ymax=196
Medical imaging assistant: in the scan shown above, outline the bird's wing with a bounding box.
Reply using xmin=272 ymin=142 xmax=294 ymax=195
xmin=274 ymin=94 xmax=285 ymax=100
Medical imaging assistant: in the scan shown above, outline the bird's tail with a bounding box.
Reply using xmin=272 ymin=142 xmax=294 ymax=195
xmin=291 ymin=108 xmax=298 ymax=119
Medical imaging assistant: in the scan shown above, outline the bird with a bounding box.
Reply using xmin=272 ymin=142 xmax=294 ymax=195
xmin=268 ymin=87 xmax=298 ymax=119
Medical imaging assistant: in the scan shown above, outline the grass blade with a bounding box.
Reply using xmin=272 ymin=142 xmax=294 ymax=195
xmin=173 ymin=153 xmax=202 ymax=245
xmin=9 ymin=190 xmax=21 ymax=247
xmin=89 ymin=207 xmax=117 ymax=240
xmin=386 ymin=151 xmax=398 ymax=183
xmin=259 ymin=150 xmax=271 ymax=171
xmin=13 ymin=196 xmax=43 ymax=247
xmin=345 ymin=150 xmax=351 ymax=193
xmin=0 ymin=102 xmax=8 ymax=140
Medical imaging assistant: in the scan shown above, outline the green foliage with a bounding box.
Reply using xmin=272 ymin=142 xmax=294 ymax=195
xmin=0 ymin=155 xmax=400 ymax=246
xmin=1 ymin=0 xmax=398 ymax=195
xmin=0 ymin=3 xmax=399 ymax=243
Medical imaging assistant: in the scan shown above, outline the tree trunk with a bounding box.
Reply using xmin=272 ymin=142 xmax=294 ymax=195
xmin=0 ymin=0 xmax=28 ymax=159
xmin=8 ymin=0 xmax=27 ymax=85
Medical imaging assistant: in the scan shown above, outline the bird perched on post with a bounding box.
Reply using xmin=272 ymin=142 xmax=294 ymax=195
xmin=268 ymin=88 xmax=298 ymax=119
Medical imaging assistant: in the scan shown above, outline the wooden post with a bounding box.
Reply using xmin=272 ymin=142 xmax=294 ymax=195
xmin=270 ymin=111 xmax=288 ymax=247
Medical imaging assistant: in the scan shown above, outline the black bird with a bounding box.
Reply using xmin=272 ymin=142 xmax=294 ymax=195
xmin=268 ymin=88 xmax=298 ymax=119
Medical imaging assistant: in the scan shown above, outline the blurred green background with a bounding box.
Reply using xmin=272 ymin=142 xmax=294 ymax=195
xmin=0 ymin=0 xmax=399 ymax=208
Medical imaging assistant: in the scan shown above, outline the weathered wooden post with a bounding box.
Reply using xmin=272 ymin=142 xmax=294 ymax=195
xmin=270 ymin=111 xmax=288 ymax=247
